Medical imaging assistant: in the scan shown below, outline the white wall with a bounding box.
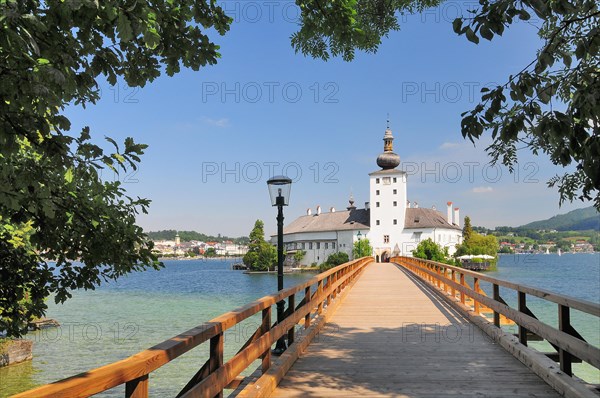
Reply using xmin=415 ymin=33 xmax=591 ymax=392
xmin=280 ymin=229 xmax=365 ymax=266
xmin=369 ymin=170 xmax=407 ymax=257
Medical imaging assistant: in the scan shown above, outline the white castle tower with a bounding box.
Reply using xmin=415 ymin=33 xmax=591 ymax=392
xmin=368 ymin=123 xmax=407 ymax=262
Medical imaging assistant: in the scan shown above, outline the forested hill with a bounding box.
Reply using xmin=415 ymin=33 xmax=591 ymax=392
xmin=520 ymin=207 xmax=600 ymax=231
xmin=146 ymin=230 xmax=249 ymax=244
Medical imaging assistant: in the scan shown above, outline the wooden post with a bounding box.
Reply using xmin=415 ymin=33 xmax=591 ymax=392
xmin=460 ymin=273 xmax=465 ymax=304
xmin=125 ymin=375 xmax=149 ymax=398
xmin=261 ymin=307 xmax=271 ymax=373
xmin=518 ymin=291 xmax=528 ymax=346
xmin=325 ymin=276 xmax=331 ymax=307
xmin=473 ymin=278 xmax=480 ymax=315
xmin=288 ymin=293 xmax=295 ymax=346
xmin=317 ymin=280 xmax=323 ymax=315
xmin=436 ymin=266 xmax=441 ymax=288
xmin=332 ymin=272 xmax=337 ymax=299
xmin=304 ymin=286 xmax=311 ymax=329
xmin=493 ymin=284 xmax=500 ymax=327
xmin=558 ymin=304 xmax=573 ymax=376
xmin=451 ymin=270 xmax=456 ymax=298
xmin=209 ymin=333 xmax=224 ymax=398
xmin=443 ymin=267 xmax=449 ymax=294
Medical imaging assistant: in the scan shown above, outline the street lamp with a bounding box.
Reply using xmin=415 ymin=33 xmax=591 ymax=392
xmin=267 ymin=175 xmax=292 ymax=355
xmin=357 ymin=231 xmax=362 ymax=258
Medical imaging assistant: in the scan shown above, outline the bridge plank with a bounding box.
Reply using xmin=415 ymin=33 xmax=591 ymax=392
xmin=272 ymin=263 xmax=562 ymax=398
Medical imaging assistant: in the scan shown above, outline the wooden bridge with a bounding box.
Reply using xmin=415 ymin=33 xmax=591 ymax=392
xmin=14 ymin=257 xmax=600 ymax=398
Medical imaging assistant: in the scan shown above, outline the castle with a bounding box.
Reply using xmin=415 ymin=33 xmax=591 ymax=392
xmin=279 ymin=125 xmax=463 ymax=265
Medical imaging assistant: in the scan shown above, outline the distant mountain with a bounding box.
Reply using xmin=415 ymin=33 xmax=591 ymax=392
xmin=520 ymin=206 xmax=600 ymax=231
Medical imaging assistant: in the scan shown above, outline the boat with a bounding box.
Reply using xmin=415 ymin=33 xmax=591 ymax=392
xmin=557 ymin=248 xmax=562 ymax=256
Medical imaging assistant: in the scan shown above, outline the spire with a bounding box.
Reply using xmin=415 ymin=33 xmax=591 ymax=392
xmin=376 ymin=120 xmax=400 ymax=170
xmin=347 ymin=192 xmax=357 ymax=210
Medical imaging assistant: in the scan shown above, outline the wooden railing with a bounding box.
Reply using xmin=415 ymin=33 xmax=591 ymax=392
xmin=391 ymin=256 xmax=600 ymax=379
xmin=14 ymin=257 xmax=373 ymax=398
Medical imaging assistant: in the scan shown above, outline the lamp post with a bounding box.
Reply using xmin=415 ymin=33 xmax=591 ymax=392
xmin=267 ymin=175 xmax=292 ymax=356
xmin=357 ymin=231 xmax=362 ymax=258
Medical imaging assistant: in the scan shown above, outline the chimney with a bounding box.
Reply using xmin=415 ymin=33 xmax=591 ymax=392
xmin=365 ymin=202 xmax=370 ymax=209
xmin=306 ymin=208 xmax=312 ymax=216
xmin=407 ymin=200 xmax=411 ymax=209
xmin=330 ymin=207 xmax=336 ymax=213
xmin=316 ymin=205 xmax=321 ymax=215
xmin=454 ymin=207 xmax=460 ymax=227
xmin=413 ymin=201 xmax=419 ymax=209
xmin=447 ymin=202 xmax=453 ymax=224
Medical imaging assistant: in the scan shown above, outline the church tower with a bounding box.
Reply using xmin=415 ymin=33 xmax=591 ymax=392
xmin=368 ymin=122 xmax=407 ymax=261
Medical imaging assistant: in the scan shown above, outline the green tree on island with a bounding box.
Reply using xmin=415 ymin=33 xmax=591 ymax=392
xmin=320 ymin=252 xmax=350 ymax=272
xmin=455 ymin=216 xmax=500 ymax=259
xmin=463 ymin=216 xmax=474 ymax=245
xmin=412 ymin=239 xmax=452 ymax=264
xmin=353 ymin=238 xmax=373 ymax=259
xmin=242 ymin=220 xmax=276 ymax=271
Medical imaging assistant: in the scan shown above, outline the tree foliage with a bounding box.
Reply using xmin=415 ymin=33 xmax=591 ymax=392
xmin=242 ymin=220 xmax=276 ymax=271
xmin=291 ymin=0 xmax=600 ymax=210
xmin=320 ymin=251 xmax=350 ymax=271
xmin=455 ymin=232 xmax=500 ymax=257
xmin=353 ymin=238 xmax=373 ymax=259
xmin=0 ymin=0 xmax=231 ymax=337
xmin=412 ymin=238 xmax=451 ymax=264
xmin=463 ymin=216 xmax=474 ymax=245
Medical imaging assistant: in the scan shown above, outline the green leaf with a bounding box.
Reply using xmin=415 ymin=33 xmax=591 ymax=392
xmin=64 ymin=168 xmax=74 ymax=183
xmin=117 ymin=13 xmax=134 ymax=42
xmin=465 ymin=28 xmax=479 ymax=44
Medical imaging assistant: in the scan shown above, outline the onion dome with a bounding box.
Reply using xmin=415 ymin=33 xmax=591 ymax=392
xmin=376 ymin=126 xmax=400 ymax=170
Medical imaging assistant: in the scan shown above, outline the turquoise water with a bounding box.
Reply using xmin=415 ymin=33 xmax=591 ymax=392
xmin=0 ymin=260 xmax=315 ymax=397
xmin=1 ymin=254 xmax=598 ymax=396
xmin=482 ymin=253 xmax=600 ymax=383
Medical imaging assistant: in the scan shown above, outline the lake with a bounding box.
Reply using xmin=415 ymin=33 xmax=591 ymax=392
xmin=1 ymin=254 xmax=598 ymax=396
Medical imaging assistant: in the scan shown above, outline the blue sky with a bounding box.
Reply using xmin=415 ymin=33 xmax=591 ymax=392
xmin=66 ymin=2 xmax=588 ymax=237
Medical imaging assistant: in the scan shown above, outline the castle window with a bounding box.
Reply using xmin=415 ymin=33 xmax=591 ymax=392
xmin=301 ymin=243 xmax=305 ymax=249
xmin=325 ymin=242 xmax=329 ymax=249
xmin=376 ymin=202 xmax=380 ymax=207
xmin=383 ymin=177 xmax=391 ymax=185
xmin=393 ymin=201 xmax=397 ymax=207
xmin=316 ymin=242 xmax=320 ymax=249
xmin=384 ymin=235 xmax=390 ymax=243
xmin=393 ymin=219 xmax=397 ymax=225
xmin=376 ymin=190 xmax=380 ymax=195
xmin=376 ymin=178 xmax=380 ymax=184
xmin=332 ymin=242 xmax=336 ymax=249
xmin=393 ymin=177 xmax=397 ymax=183
xmin=309 ymin=242 xmax=313 ymax=249
xmin=393 ymin=189 xmax=397 ymax=194
xmin=376 ymin=220 xmax=380 ymax=226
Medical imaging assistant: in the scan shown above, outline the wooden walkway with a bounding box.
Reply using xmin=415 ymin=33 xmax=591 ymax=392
xmin=272 ymin=262 xmax=561 ymax=397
